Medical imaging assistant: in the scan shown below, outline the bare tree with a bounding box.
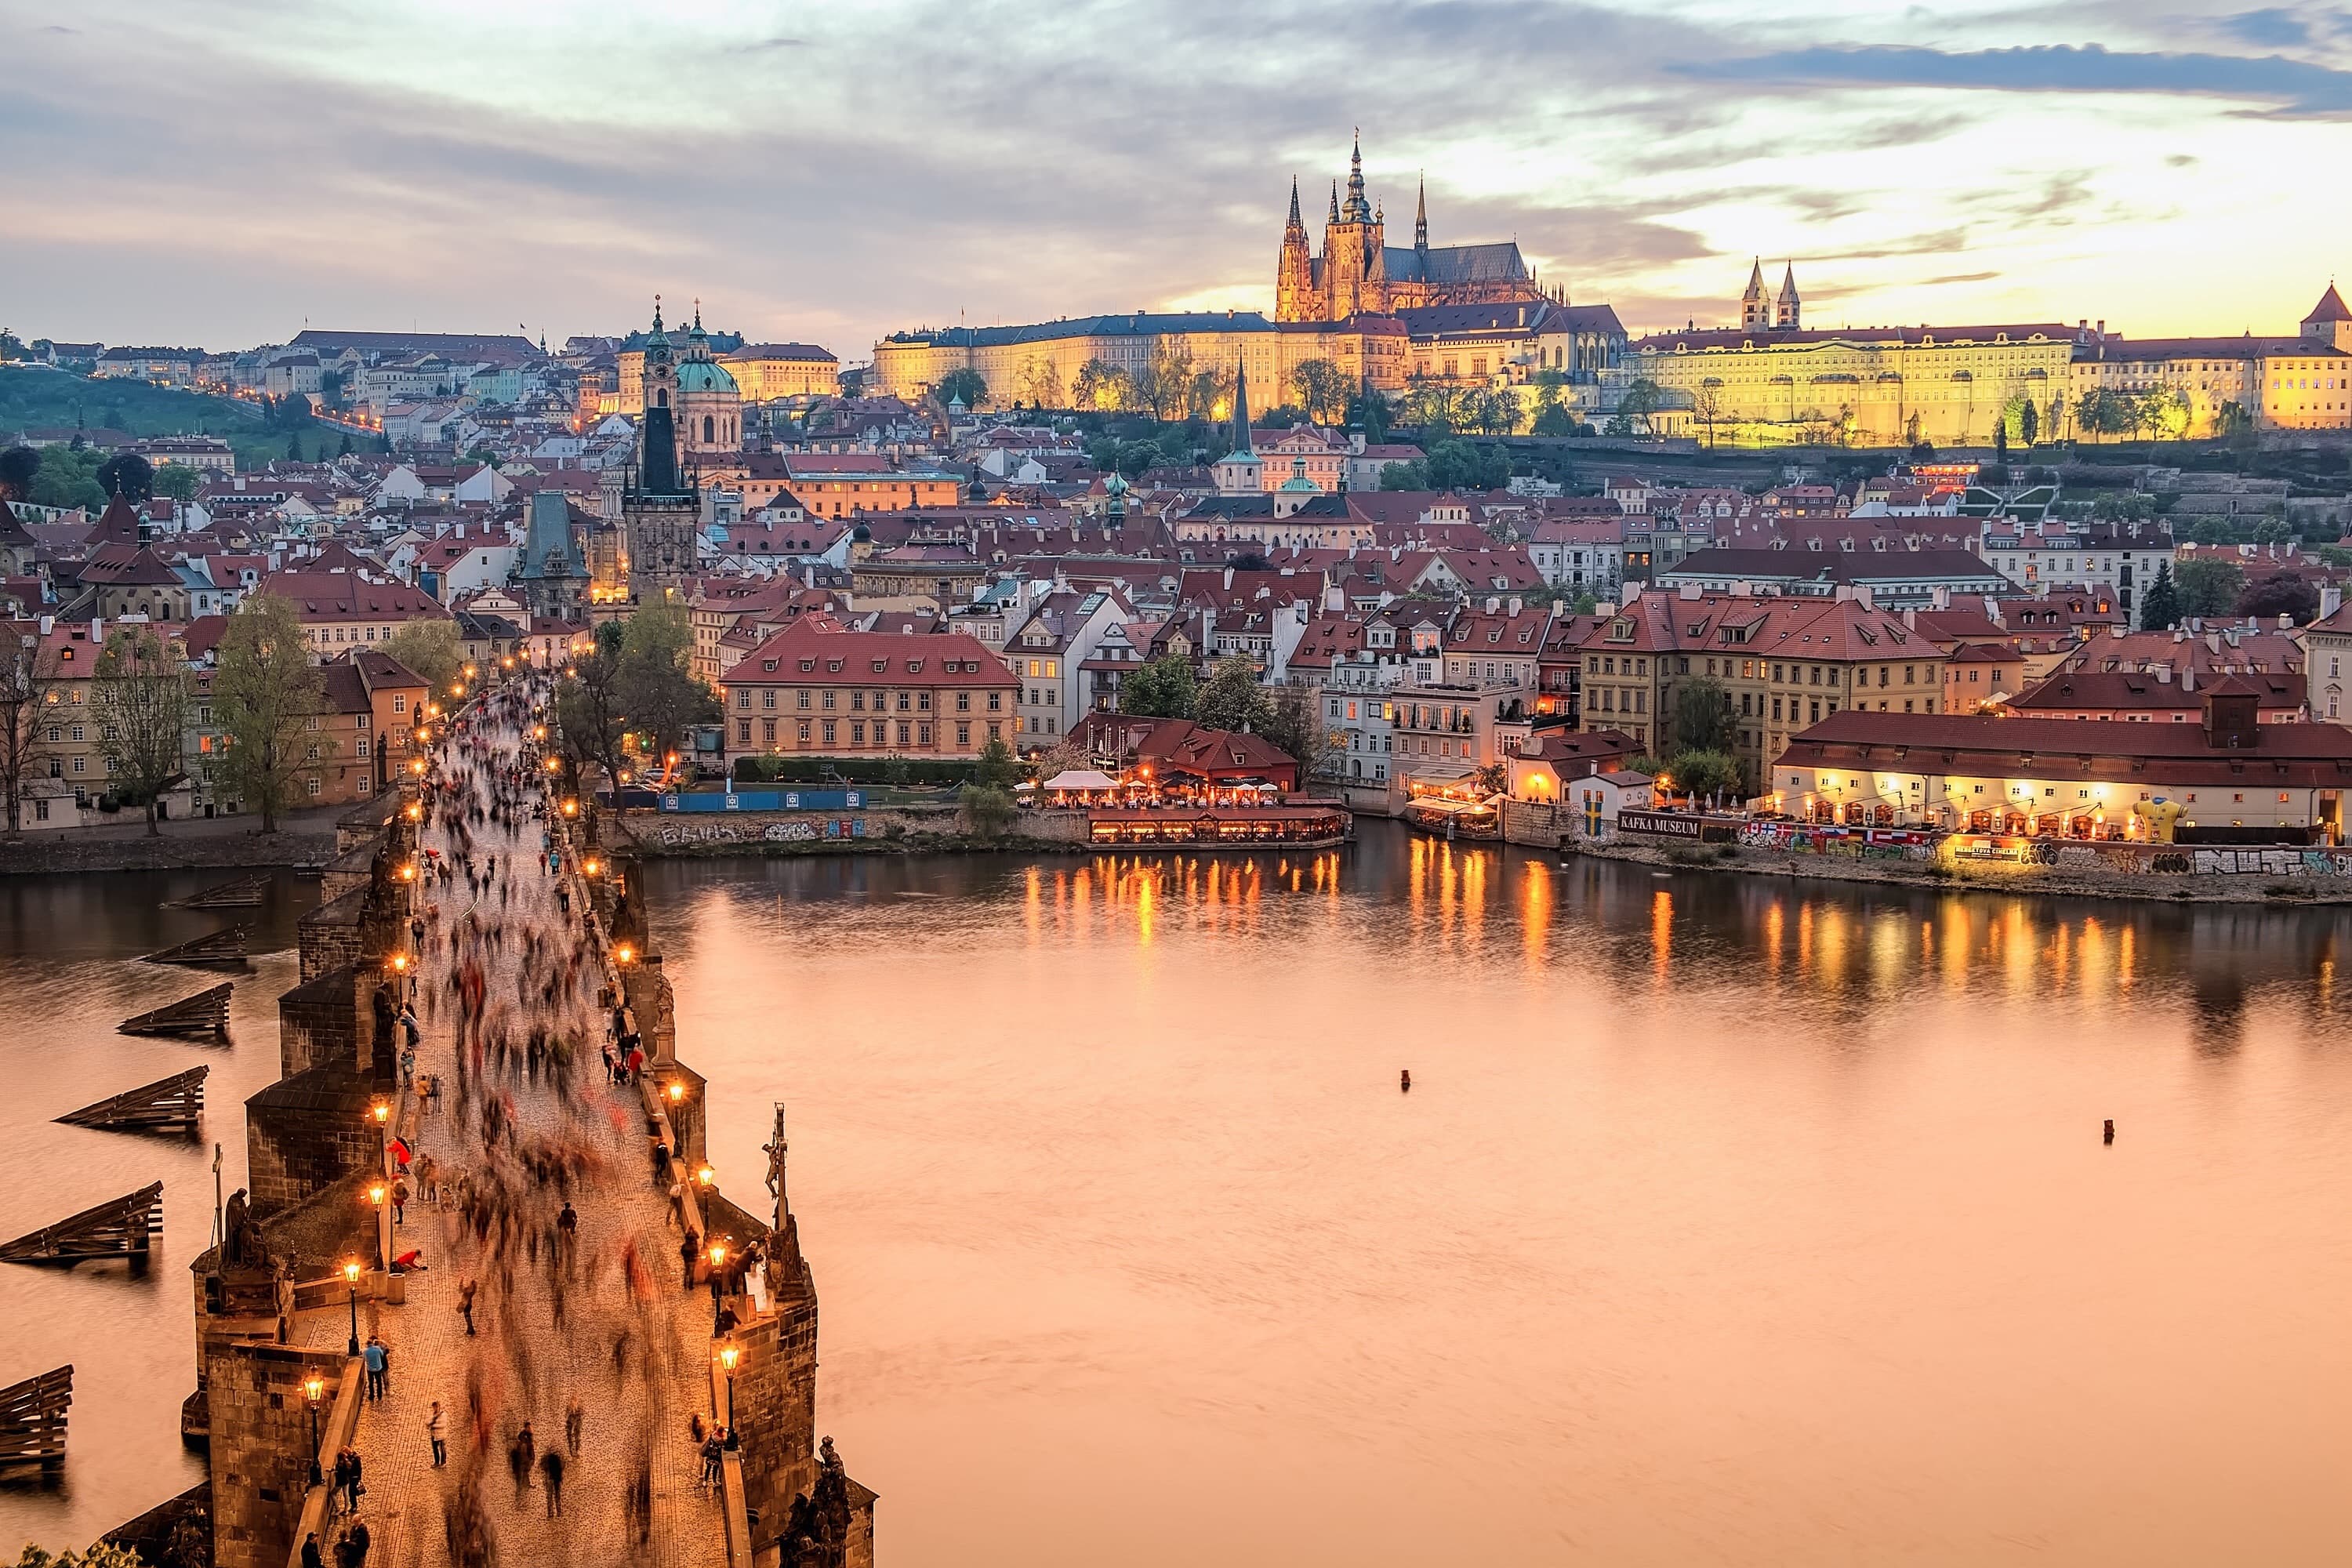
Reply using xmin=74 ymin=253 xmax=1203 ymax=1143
xmin=94 ymin=625 xmax=190 ymax=834
xmin=0 ymin=621 xmax=60 ymax=838
xmin=213 ymin=593 xmax=330 ymax=832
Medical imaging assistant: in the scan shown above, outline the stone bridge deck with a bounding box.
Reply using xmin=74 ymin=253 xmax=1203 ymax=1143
xmin=288 ymin=740 xmax=730 ymax=1567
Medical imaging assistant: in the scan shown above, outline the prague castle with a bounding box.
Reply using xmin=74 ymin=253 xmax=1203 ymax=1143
xmin=1272 ymin=132 xmax=1547 ymax=322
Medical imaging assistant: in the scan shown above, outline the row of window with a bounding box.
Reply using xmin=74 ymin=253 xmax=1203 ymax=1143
xmin=735 ymin=717 xmax=992 ymax=748
xmin=734 ymin=687 xmax=994 ymax=713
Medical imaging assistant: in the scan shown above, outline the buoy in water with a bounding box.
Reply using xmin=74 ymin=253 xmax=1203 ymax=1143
xmin=1399 ymin=1069 xmax=1412 ymax=1093
xmin=2103 ymin=1118 xmax=2115 ymax=1145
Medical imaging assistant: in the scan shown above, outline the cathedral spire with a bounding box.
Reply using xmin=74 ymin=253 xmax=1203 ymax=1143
xmin=1741 ymin=258 xmax=1769 ymax=332
xmin=1230 ymin=361 xmax=1253 ymax=458
xmin=1343 ymin=126 xmax=1371 ymax=222
xmin=1287 ymin=176 xmax=1302 ymax=230
xmin=1776 ymin=262 xmax=1801 ymax=330
xmin=1414 ymin=173 xmax=1428 ymax=249
xmin=1328 ymin=180 xmax=1340 ymax=225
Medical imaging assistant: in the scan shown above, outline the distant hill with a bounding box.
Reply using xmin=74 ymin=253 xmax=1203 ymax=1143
xmin=0 ymin=364 xmax=267 ymax=443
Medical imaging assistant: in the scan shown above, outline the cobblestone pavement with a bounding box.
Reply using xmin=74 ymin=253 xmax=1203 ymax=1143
xmin=292 ymin=708 xmax=730 ymax=1568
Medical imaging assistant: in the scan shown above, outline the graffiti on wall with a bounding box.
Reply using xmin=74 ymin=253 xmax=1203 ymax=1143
xmin=657 ymin=818 xmax=860 ymax=847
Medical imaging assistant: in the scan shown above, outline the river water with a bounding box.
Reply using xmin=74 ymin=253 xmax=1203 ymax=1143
xmin=5 ymin=834 xmax=2351 ymax=1563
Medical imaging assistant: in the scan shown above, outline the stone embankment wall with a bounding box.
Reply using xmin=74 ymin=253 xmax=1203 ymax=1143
xmin=622 ymin=804 xmax=1091 ymax=857
xmin=0 ymin=829 xmax=338 ymax=876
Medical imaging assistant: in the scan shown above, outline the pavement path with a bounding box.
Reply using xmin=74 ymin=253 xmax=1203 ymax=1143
xmin=290 ymin=703 xmax=729 ymax=1568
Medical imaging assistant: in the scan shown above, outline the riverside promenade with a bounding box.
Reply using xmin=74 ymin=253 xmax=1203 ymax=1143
xmin=149 ymin=681 xmax=871 ymax=1568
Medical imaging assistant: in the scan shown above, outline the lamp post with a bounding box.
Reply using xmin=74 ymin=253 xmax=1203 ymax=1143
xmin=708 ymin=1238 xmax=730 ymax=1331
xmin=341 ymin=1258 xmax=363 ymax=1357
xmin=717 ymin=1343 xmax=740 ymax=1430
xmin=371 ymin=1098 xmax=394 ymax=1268
xmin=304 ymin=1372 xmax=326 ymax=1485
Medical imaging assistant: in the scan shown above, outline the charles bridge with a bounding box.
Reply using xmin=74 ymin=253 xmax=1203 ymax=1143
xmin=12 ymin=729 xmax=873 ymax=1568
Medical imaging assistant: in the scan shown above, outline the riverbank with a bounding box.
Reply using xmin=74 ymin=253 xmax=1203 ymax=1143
xmin=0 ymin=827 xmax=338 ymax=876
xmin=1564 ymin=833 xmax=2352 ymax=905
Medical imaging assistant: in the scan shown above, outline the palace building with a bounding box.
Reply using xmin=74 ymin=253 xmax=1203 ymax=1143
xmin=1273 ymin=133 xmax=1544 ymax=322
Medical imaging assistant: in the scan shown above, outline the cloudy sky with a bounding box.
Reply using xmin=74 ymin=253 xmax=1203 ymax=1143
xmin=6 ymin=0 xmax=2350 ymax=359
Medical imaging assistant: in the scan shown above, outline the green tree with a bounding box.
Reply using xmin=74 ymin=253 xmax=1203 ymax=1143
xmin=618 ymin=601 xmax=718 ymax=773
xmin=1663 ymin=746 xmax=1744 ymax=804
xmin=1345 ymin=390 xmax=1391 ymax=441
xmin=1193 ymin=658 xmax=1273 ymax=734
xmin=212 ymin=593 xmax=328 ymax=833
xmin=383 ymin=618 xmax=465 ymax=694
xmin=1118 ymin=652 xmax=1199 ymax=718
xmin=153 ymin=462 xmax=201 ymax=505
xmin=1071 ymin=359 xmax=1122 ymax=412
xmin=1671 ymin=675 xmax=1735 ymax=754
xmin=962 ymin=731 xmax=1019 ymax=837
xmin=1469 ymin=387 xmax=1522 ymax=436
xmin=2172 ymin=557 xmax=2245 ymax=619
xmin=2020 ymin=399 xmax=2039 ymax=446
xmin=1422 ymin=439 xmax=1509 ymax=492
xmin=1290 ymin=359 xmax=1348 ymax=423
xmin=2138 ymin=561 xmax=2181 ymax=630
xmin=95 ymin=451 xmax=154 ymax=502
xmin=935 ymin=367 xmax=986 ymax=410
xmin=30 ymin=445 xmax=106 ymax=510
xmin=1378 ymin=459 xmax=1428 ymax=490
xmin=94 ymin=625 xmax=190 ymax=834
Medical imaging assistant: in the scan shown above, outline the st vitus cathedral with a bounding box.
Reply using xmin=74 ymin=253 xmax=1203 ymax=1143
xmin=1273 ymin=132 xmax=1546 ymax=322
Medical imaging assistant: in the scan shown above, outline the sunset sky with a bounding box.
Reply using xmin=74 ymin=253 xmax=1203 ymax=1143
xmin=8 ymin=0 xmax=2351 ymax=358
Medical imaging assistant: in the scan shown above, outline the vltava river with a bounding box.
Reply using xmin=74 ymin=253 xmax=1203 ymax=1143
xmin=5 ymin=834 xmax=2351 ymax=1563
xmin=653 ymin=822 xmax=2352 ymax=1566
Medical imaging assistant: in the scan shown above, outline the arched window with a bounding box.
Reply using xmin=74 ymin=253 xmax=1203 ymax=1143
xmin=656 ymin=389 xmax=668 ymax=407
xmin=703 ymin=416 xmax=715 ymax=443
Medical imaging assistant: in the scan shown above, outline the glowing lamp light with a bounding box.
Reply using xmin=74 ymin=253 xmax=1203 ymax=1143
xmin=666 ymin=1080 xmax=685 ymax=1104
xmin=368 ymin=1181 xmax=387 ymax=1207
xmin=341 ymin=1258 xmax=362 ymax=1285
xmin=410 ymin=759 xmax=426 ymax=775
xmin=399 ymin=863 xmax=416 ymax=881
xmin=717 ymin=1344 xmax=740 ymax=1374
xmin=546 ymin=757 xmax=562 ymax=773
xmin=561 ymin=799 xmax=579 ymax=818
xmin=405 ymin=803 xmax=422 ymax=822
xmin=463 ymin=664 xmax=477 ymax=678
xmin=583 ymin=858 xmax=601 ymax=877
xmin=708 ymin=1240 xmax=728 ymax=1269
xmin=533 ymin=725 xmax=547 ymax=741
xmin=371 ymin=1099 xmax=390 ymax=1125
xmin=615 ymin=942 xmax=635 ymax=966
xmin=303 ymin=1373 xmax=325 ymax=1405
xmin=390 ymin=953 xmax=409 ymax=975
xmin=696 ymin=1164 xmax=714 ymax=1188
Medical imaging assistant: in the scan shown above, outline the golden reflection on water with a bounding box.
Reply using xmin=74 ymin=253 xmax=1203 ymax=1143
xmin=635 ymin=830 xmax=2352 ymax=1568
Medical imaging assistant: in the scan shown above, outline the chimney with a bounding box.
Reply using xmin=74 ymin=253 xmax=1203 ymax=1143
xmin=1507 ymin=595 xmax=1522 ymax=616
xmin=2110 ymin=623 xmax=2125 ymax=638
xmin=2280 ymin=612 xmax=2294 ymax=630
xmin=2096 ymin=319 xmax=2106 ymax=339
xmin=2323 ymin=584 xmax=2343 ymax=621
xmin=2182 ymin=666 xmax=2195 ymax=691
xmin=38 ymin=615 xmax=53 ymax=636
xmin=2155 ymin=664 xmax=2170 ymax=684
xmin=1486 ymin=595 xmax=1501 ymax=612
xmin=2206 ymin=631 xmax=2221 ymax=654
xmin=1678 ymin=583 xmax=1701 ymax=601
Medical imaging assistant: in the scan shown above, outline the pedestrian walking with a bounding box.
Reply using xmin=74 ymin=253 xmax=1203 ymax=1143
xmin=540 ymin=1449 xmax=565 ymax=1516
xmin=518 ymin=1419 xmax=536 ymax=1481
xmin=506 ymin=1435 xmax=528 ymax=1504
xmin=459 ymin=1276 xmax=477 ymax=1335
xmin=363 ymin=1336 xmax=387 ymax=1402
xmin=426 ymin=1401 xmax=447 ymax=1467
xmin=301 ymin=1534 xmax=324 ymax=1568
xmin=564 ymin=1396 xmax=583 ymax=1457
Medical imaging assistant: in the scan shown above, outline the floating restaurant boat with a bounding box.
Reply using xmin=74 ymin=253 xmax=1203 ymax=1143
xmin=1086 ymin=802 xmax=1352 ymax=848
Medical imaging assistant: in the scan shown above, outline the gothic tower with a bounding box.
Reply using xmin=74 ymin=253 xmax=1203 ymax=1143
xmin=1414 ymin=173 xmax=1428 ymax=252
xmin=1275 ymin=177 xmax=1316 ymax=324
xmin=1741 ymin=259 xmax=1770 ymax=332
xmin=623 ymin=298 xmax=701 ymax=604
xmin=1321 ymin=129 xmax=1388 ymax=320
xmin=1776 ymin=263 xmax=1801 ymax=330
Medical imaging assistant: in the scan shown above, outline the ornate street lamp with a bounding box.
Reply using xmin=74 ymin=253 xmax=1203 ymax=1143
xmin=340 ymin=1258 xmax=363 ymax=1356
xmin=304 ymin=1372 xmax=326 ymax=1483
